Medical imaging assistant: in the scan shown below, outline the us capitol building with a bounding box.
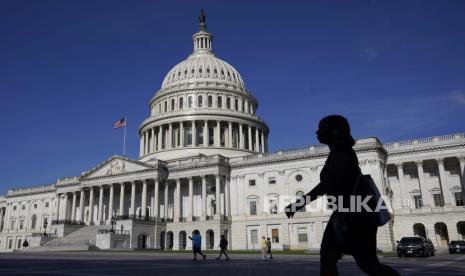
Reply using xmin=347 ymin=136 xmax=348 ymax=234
xmin=1 ymin=12 xmax=464 ymax=253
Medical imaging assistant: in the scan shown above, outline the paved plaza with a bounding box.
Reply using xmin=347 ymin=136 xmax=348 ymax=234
xmin=0 ymin=251 xmax=464 ymax=275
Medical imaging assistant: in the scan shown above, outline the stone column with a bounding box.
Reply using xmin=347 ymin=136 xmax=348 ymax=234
xmin=158 ymin=125 xmax=163 ymax=150
xmin=88 ymin=187 xmax=94 ymax=225
xmin=139 ymin=135 xmax=144 ymax=156
xmin=396 ymin=163 xmax=408 ymax=208
xmin=201 ymin=175 xmax=207 ymax=220
xmin=215 ymin=175 xmax=221 ymax=217
xmin=130 ymin=181 xmax=136 ymax=217
xmin=71 ymin=192 xmax=77 ymax=222
xmin=215 ymin=121 xmax=221 ymax=147
xmin=175 ymin=178 xmax=181 ymax=221
xmin=144 ymin=131 xmax=149 ymax=155
xmin=153 ymin=179 xmax=159 ymax=218
xmin=188 ymin=177 xmax=194 ymax=221
xmin=168 ymin=123 xmax=173 ymax=149
xmin=151 ymin=128 xmax=155 ymax=152
xmin=141 ymin=180 xmax=147 ymax=218
xmin=62 ymin=193 xmax=68 ymax=220
xmin=164 ymin=181 xmax=169 ymax=219
xmin=248 ymin=125 xmax=252 ymax=150
xmin=203 ymin=121 xmax=208 ymax=146
xmin=459 ymin=156 xmax=465 ymax=192
xmin=437 ymin=158 xmax=454 ymax=206
xmin=55 ymin=195 xmax=60 ymax=221
xmin=180 ymin=121 xmax=184 ymax=148
xmin=261 ymin=130 xmax=265 ymax=153
xmin=416 ymin=160 xmax=431 ymax=207
xmin=79 ymin=189 xmax=85 ymax=222
xmin=239 ymin=123 xmax=244 ymax=149
xmin=228 ymin=122 xmax=233 ymax=148
xmin=98 ymin=186 xmax=104 ymax=223
xmin=255 ymin=127 xmax=260 ymax=152
xmin=108 ymin=184 xmax=114 ymax=219
xmin=192 ymin=121 xmax=197 ymax=146
xmin=225 ymin=176 xmax=230 ymax=216
xmin=119 ymin=183 xmax=125 ymax=216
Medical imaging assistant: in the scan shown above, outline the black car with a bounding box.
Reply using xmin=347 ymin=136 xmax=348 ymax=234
xmin=397 ymin=237 xmax=435 ymax=257
xmin=449 ymin=240 xmax=465 ymax=254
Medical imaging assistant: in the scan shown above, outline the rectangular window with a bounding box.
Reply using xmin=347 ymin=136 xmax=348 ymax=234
xmin=249 ymin=201 xmax=257 ymax=216
xmin=297 ymin=227 xmax=308 ymax=243
xmin=198 ymin=96 xmax=203 ymax=107
xmin=268 ymin=177 xmax=276 ymax=185
xmin=251 ymin=229 xmax=258 ymax=244
xmin=413 ymin=195 xmax=423 ymax=209
xmin=19 ymin=220 xmax=24 ymax=230
xmin=198 ymin=127 xmax=204 ymax=145
xmin=208 ymin=96 xmax=213 ymax=107
xmin=8 ymin=239 xmax=12 ymax=249
xmin=45 ymin=202 xmax=49 ymax=208
xmin=226 ymin=97 xmax=231 ymax=109
xmin=10 ymin=220 xmax=15 ymax=230
xmin=271 ymin=229 xmax=279 ymax=243
xmin=455 ymin=192 xmax=464 ymax=206
xmin=188 ymin=96 xmax=193 ymax=108
xmin=187 ymin=127 xmax=192 ymax=146
xmin=249 ymin=179 xmax=256 ymax=187
xmin=433 ymin=194 xmax=444 ymax=207
xmin=208 ymin=127 xmax=214 ymax=145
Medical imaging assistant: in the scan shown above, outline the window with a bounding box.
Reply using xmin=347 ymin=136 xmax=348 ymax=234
xmin=455 ymin=192 xmax=464 ymax=206
xmin=164 ymin=101 xmax=167 ymax=112
xmin=45 ymin=202 xmax=49 ymax=208
xmin=297 ymin=227 xmax=308 ymax=243
xmin=8 ymin=239 xmax=12 ymax=249
xmin=34 ymin=203 xmax=37 ymax=209
xmin=13 ymin=206 xmax=17 ymax=211
xmin=217 ymin=96 xmax=222 ymax=108
xmin=208 ymin=96 xmax=213 ymax=107
xmin=188 ymin=96 xmax=193 ymax=108
xmin=226 ymin=97 xmax=231 ymax=109
xmin=198 ymin=95 xmax=203 ymax=107
xmin=19 ymin=220 xmax=24 ymax=230
xmin=207 ymin=68 xmax=210 ymax=74
xmin=249 ymin=201 xmax=257 ymax=216
xmin=251 ymin=229 xmax=258 ymax=244
xmin=17 ymin=239 xmax=21 ymax=249
xmin=10 ymin=220 xmax=15 ymax=230
xmin=197 ymin=126 xmax=203 ymax=145
xmin=171 ymin=99 xmax=175 ymax=111
xmin=179 ymin=97 xmax=184 ymax=109
xmin=268 ymin=177 xmax=276 ymax=185
xmin=413 ymin=195 xmax=423 ymax=209
xmin=249 ymin=179 xmax=256 ymax=187
xmin=22 ymin=205 xmax=26 ymax=210
xmin=271 ymin=229 xmax=279 ymax=243
xmin=187 ymin=127 xmax=192 ymax=146
xmin=31 ymin=215 xmax=37 ymax=229
xmin=234 ymin=98 xmax=238 ymax=110
xmin=433 ymin=193 xmax=444 ymax=207
xmin=269 ymin=198 xmax=278 ymax=214
xmin=199 ymin=67 xmax=202 ymax=74
xmin=295 ymin=174 xmax=303 ymax=182
xmin=208 ymin=127 xmax=214 ymax=145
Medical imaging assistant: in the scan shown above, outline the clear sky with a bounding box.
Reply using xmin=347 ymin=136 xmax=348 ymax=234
xmin=1 ymin=0 xmax=464 ymax=194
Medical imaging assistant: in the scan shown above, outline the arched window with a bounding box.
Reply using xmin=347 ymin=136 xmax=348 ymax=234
xmin=217 ymin=96 xmax=222 ymax=108
xmin=208 ymin=96 xmax=213 ymax=107
xmin=296 ymin=191 xmax=305 ymax=212
xmin=171 ymin=99 xmax=175 ymax=111
xmin=226 ymin=97 xmax=231 ymax=109
xmin=31 ymin=215 xmax=37 ymax=229
xmin=188 ymin=96 xmax=193 ymax=108
xmin=198 ymin=95 xmax=203 ymax=107
xmin=164 ymin=101 xmax=167 ymax=112
xmin=179 ymin=97 xmax=184 ymax=109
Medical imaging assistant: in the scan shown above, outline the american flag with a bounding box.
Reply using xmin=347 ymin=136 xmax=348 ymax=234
xmin=113 ymin=117 xmax=126 ymax=129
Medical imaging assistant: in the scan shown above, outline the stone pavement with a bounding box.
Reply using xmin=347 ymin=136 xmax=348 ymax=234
xmin=0 ymin=251 xmax=464 ymax=275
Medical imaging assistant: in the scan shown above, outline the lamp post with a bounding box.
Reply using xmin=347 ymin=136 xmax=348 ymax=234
xmin=110 ymin=217 xmax=116 ymax=233
xmin=43 ymin=220 xmax=48 ymax=236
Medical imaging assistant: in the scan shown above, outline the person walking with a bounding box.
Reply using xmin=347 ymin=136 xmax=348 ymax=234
xmin=285 ymin=115 xmax=400 ymax=276
xmin=188 ymin=230 xmax=206 ymax=261
xmin=216 ymin=234 xmax=230 ymax=260
xmin=261 ymin=236 xmax=268 ymax=260
xmin=265 ymin=237 xmax=273 ymax=259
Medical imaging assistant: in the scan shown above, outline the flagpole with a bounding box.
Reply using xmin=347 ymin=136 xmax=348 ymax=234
xmin=123 ymin=115 xmax=127 ymax=156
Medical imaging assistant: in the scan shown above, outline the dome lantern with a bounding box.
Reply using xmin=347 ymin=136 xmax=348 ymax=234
xmin=192 ymin=9 xmax=213 ymax=53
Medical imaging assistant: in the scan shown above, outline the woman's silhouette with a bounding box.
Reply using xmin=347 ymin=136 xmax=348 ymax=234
xmin=285 ymin=115 xmax=399 ymax=276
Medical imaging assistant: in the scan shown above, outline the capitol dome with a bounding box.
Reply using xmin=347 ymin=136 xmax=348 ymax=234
xmin=139 ymin=10 xmax=269 ymax=161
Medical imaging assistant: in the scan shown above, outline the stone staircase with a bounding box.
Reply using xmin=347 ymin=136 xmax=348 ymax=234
xmin=28 ymin=225 xmax=108 ymax=251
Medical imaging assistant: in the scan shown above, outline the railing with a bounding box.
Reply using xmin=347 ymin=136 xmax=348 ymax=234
xmin=98 ymin=229 xmax=130 ymax=235
xmin=47 ymin=239 xmax=95 ymax=246
xmin=51 ymin=220 xmax=86 ymax=226
xmin=31 ymin=232 xmax=57 ymax=238
xmin=384 ymin=133 xmax=465 ymax=149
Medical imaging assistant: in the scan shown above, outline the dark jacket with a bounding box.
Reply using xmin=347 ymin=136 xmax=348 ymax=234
xmin=219 ymin=238 xmax=228 ymax=249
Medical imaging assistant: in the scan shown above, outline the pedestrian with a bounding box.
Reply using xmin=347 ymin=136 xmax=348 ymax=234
xmin=266 ymin=238 xmax=273 ymax=259
xmin=285 ymin=115 xmax=400 ymax=276
xmin=261 ymin=236 xmax=267 ymax=260
xmin=188 ymin=230 xmax=206 ymax=261
xmin=216 ymin=234 xmax=230 ymax=260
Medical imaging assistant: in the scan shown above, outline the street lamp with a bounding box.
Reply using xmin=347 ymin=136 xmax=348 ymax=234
xmin=110 ymin=217 xmax=116 ymax=233
xmin=43 ymin=220 xmax=48 ymax=236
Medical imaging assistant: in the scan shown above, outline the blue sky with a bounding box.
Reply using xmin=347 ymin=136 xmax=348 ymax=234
xmin=1 ymin=0 xmax=464 ymax=193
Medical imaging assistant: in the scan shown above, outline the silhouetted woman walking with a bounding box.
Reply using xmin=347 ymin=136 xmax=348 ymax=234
xmin=285 ymin=115 xmax=400 ymax=276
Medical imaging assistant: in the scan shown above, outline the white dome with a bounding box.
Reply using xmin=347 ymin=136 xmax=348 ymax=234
xmin=161 ymin=52 xmax=245 ymax=89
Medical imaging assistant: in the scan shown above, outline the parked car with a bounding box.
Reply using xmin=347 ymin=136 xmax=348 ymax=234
xmin=449 ymin=240 xmax=465 ymax=254
xmin=397 ymin=237 xmax=435 ymax=257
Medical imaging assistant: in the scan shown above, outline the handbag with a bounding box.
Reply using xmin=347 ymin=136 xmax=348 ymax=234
xmin=362 ymin=175 xmax=392 ymax=226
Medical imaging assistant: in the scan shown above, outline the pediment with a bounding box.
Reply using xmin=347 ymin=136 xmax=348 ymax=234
xmin=81 ymin=156 xmax=154 ymax=180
